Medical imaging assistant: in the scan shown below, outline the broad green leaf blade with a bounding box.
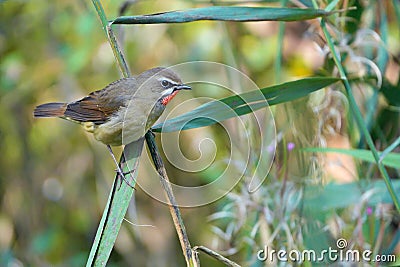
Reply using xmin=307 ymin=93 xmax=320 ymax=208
xmin=304 ymin=180 xmax=400 ymax=212
xmin=112 ymin=6 xmax=331 ymax=24
xmin=302 ymin=147 xmax=400 ymax=169
xmin=152 ymin=77 xmax=340 ymax=133
xmin=86 ymin=139 xmax=144 ymax=266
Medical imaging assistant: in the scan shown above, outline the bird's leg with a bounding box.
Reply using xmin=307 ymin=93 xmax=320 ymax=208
xmin=106 ymin=145 xmax=135 ymax=189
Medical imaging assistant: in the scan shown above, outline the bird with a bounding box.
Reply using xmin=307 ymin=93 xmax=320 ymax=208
xmin=34 ymin=67 xmax=191 ymax=185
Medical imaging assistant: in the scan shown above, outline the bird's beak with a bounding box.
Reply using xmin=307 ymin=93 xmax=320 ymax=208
xmin=176 ymin=84 xmax=191 ymax=90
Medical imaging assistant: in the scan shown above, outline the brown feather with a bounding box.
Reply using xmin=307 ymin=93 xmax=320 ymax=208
xmin=62 ymin=79 xmax=132 ymax=124
xmin=33 ymin=103 xmax=67 ymax=118
xmin=64 ymin=96 xmax=108 ymax=123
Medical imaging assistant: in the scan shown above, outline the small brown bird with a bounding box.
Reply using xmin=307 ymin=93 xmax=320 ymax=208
xmin=34 ymin=67 xmax=191 ymax=182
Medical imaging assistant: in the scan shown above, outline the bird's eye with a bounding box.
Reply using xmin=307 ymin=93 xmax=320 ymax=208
xmin=161 ymin=80 xmax=171 ymax=88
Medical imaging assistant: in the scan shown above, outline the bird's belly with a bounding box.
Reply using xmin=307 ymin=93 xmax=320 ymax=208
xmin=91 ymin=102 xmax=166 ymax=146
xmin=94 ymin=115 xmax=147 ymax=146
xmin=93 ymin=122 xmax=123 ymax=146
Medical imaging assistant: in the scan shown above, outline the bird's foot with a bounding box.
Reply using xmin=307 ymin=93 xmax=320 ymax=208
xmin=115 ymin=166 xmax=136 ymax=189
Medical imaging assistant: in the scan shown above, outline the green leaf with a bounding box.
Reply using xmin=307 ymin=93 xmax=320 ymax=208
xmin=86 ymin=139 xmax=144 ymax=266
xmin=302 ymin=147 xmax=400 ymax=169
xmin=152 ymin=77 xmax=340 ymax=133
xmin=304 ymin=180 xmax=400 ymax=212
xmin=112 ymin=6 xmax=332 ymax=24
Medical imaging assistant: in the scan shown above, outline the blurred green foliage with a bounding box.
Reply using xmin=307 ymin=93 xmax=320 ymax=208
xmin=1 ymin=0 xmax=399 ymax=266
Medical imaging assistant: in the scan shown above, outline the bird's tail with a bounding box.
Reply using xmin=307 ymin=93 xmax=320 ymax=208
xmin=33 ymin=102 xmax=67 ymax=118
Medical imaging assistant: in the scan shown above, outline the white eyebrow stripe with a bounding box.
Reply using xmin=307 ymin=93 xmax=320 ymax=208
xmin=157 ymin=77 xmax=179 ymax=85
xmin=161 ymin=88 xmax=175 ymax=96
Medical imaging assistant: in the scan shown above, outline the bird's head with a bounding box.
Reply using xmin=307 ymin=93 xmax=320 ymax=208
xmin=137 ymin=67 xmax=191 ymax=106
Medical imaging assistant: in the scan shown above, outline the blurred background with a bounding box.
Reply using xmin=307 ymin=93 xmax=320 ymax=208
xmin=1 ymin=0 xmax=399 ymax=266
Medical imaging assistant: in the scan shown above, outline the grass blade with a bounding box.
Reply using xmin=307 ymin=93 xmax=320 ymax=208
xmin=304 ymin=180 xmax=400 ymax=211
xmin=112 ymin=6 xmax=331 ymax=24
xmin=86 ymin=140 xmax=144 ymax=266
xmin=152 ymin=77 xmax=340 ymax=132
xmin=302 ymin=147 xmax=400 ymax=169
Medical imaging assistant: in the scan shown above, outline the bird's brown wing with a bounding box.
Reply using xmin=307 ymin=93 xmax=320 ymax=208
xmin=64 ymin=78 xmax=135 ymax=124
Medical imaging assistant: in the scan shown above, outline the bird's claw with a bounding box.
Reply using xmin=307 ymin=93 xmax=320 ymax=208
xmin=115 ymin=168 xmax=136 ymax=189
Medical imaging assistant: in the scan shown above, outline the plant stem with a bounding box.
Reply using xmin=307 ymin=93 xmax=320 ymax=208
xmin=145 ymin=132 xmax=199 ymax=267
xmin=91 ymin=0 xmax=131 ymax=77
xmin=310 ymin=0 xmax=400 ymax=210
xmin=194 ymin=246 xmax=241 ymax=267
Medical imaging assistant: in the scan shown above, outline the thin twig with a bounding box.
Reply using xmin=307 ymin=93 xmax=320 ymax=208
xmin=145 ymin=132 xmax=200 ymax=267
xmin=194 ymin=246 xmax=241 ymax=267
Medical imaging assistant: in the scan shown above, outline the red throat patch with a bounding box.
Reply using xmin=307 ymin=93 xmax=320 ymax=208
xmin=161 ymin=90 xmax=179 ymax=106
